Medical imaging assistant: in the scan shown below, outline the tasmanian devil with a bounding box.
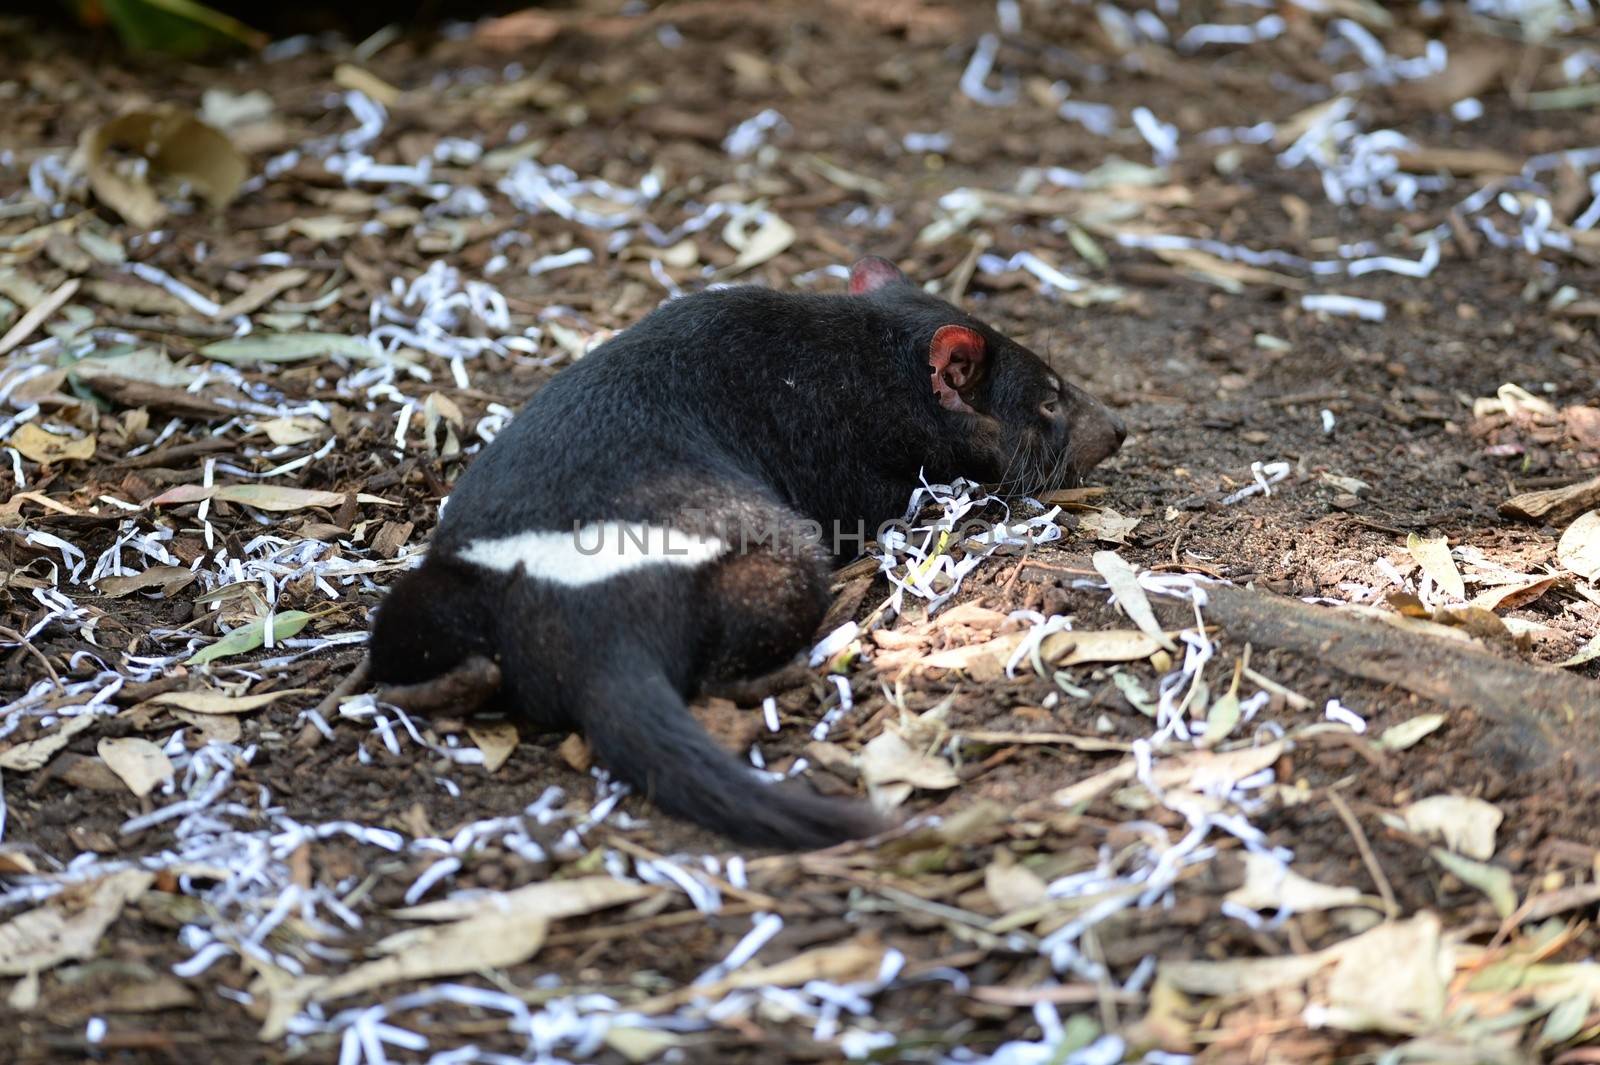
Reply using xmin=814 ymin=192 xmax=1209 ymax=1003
xmin=367 ymin=256 xmax=1125 ymax=850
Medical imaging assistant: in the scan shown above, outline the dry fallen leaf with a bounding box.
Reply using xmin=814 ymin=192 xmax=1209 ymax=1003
xmin=1156 ymin=246 xmax=1305 ymax=291
xmin=0 ymin=714 xmax=96 ymax=771
xmin=1407 ymin=533 xmax=1466 ymax=601
xmin=392 ymin=874 xmax=655 ymax=922
xmin=718 ymin=212 xmax=795 ymax=278
xmin=1397 ymin=795 xmax=1502 ymax=860
xmin=1162 ymin=912 xmax=1446 ymax=1033
xmin=213 ymin=484 xmax=347 ymax=512
xmin=1054 ymin=740 xmax=1283 ymax=809
xmin=6 ymin=968 xmax=38 ymax=1010
xmin=0 ymin=870 xmax=154 ymax=976
xmin=6 ymin=424 xmax=95 ymax=465
xmin=215 ymin=268 xmax=309 ymax=320
xmin=604 ymin=1027 xmax=684 ymax=1064
xmin=1557 ymin=511 xmax=1600 ymax=581
xmin=1468 ymin=575 xmax=1555 ymax=613
xmin=985 ymin=861 xmax=1050 ymax=913
xmin=559 ymin=732 xmax=592 ymax=772
xmin=1161 ymin=948 xmax=1330 ymax=997
xmin=315 ymin=910 xmax=548 ymax=1002
xmin=1323 ymin=913 xmax=1448 ymax=1030
xmin=78 ymin=106 xmax=248 ymax=229
xmin=71 ymin=347 xmax=201 ymax=390
xmin=200 ymin=87 xmax=276 ymax=130
xmin=858 ymin=729 xmax=959 ymax=792
xmin=148 ymin=483 xmax=344 ymax=511
xmin=256 ymin=416 xmax=325 ymax=446
xmin=144 ymin=688 xmax=311 ymax=716
xmin=0 ymin=277 xmax=81 ymax=357
xmin=1093 ymin=551 xmax=1178 ymax=652
xmin=914 ymin=627 xmax=1165 ymax=679
xmin=636 ymin=934 xmax=885 ymax=1014
xmin=423 ymin=392 xmax=464 ymax=458
xmin=91 ymin=973 xmax=197 ymax=1015
xmin=1224 ymin=852 xmax=1366 ymax=913
xmin=96 ymin=737 xmax=174 ymax=798
xmin=1558 ymin=633 xmax=1600 ymax=669
xmin=1078 ymin=507 xmax=1141 ymax=545
xmin=467 ymin=721 xmax=519 ymax=773
xmin=1375 ymin=713 xmax=1447 ymax=751
xmin=95 ymin=566 xmax=196 ymax=598
xmin=171 ymin=709 xmax=242 ymax=745
xmin=476 ymin=8 xmax=565 ymax=50
xmin=0 ymin=849 xmax=39 ymax=875
xmin=333 ymin=64 xmax=402 ymax=106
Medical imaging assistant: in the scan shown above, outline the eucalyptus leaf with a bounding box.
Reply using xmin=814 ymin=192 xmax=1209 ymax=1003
xmin=186 ymin=611 xmax=313 ymax=665
xmin=1113 ymin=671 xmax=1156 ymax=717
xmin=1431 ymin=849 xmax=1516 ymax=918
xmin=1376 ymin=713 xmax=1447 ymax=751
xmin=1540 ymin=991 xmax=1591 ymax=1046
xmin=200 ymin=333 xmax=382 ymax=365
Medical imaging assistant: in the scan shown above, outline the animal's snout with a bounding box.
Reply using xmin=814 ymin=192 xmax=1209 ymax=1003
xmin=1105 ymin=408 xmax=1128 ymax=449
xmin=1067 ymin=387 xmax=1126 ymax=473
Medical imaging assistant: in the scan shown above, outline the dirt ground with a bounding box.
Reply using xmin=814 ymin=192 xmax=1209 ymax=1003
xmin=2 ymin=2 xmax=1600 ymax=1063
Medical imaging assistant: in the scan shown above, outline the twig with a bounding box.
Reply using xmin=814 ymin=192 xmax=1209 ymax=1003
xmin=101 ymin=314 xmax=238 ymax=339
xmin=113 ymin=437 xmax=239 ymax=470
xmin=0 ymin=277 xmax=79 ymax=356
xmin=311 ymin=654 xmax=371 ymax=721
xmin=0 ymin=625 xmax=63 ymax=693
xmin=543 ymin=902 xmax=761 ymax=947
xmin=1326 ymin=785 xmax=1399 ymax=919
xmin=1241 ymin=666 xmax=1313 ymax=711
xmin=602 ymin=834 xmax=787 ymax=912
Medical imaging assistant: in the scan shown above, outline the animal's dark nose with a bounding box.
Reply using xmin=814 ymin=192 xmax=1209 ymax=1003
xmin=1106 ymin=408 xmax=1128 ymax=449
xmin=1063 ymin=384 xmax=1125 ymax=471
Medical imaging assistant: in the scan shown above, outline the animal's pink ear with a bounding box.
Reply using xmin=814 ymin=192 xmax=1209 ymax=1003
xmin=849 ymin=256 xmax=908 ymax=294
xmin=928 ymin=325 xmax=986 ymax=412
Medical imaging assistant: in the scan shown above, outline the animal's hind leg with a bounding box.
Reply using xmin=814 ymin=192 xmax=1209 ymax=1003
xmin=692 ymin=546 xmax=831 ymax=685
xmin=368 ymin=558 xmax=499 ymax=687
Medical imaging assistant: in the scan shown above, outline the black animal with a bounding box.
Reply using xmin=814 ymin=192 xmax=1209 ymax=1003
xmin=368 ymin=257 xmax=1125 ymax=850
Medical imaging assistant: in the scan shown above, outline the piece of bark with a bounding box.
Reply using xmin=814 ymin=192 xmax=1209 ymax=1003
xmin=1499 ymin=472 xmax=1600 ymax=527
xmin=1204 ymin=583 xmax=1600 ymax=776
xmin=85 ymin=376 xmax=238 ymax=419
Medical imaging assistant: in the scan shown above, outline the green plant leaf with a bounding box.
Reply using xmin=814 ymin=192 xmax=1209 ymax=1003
xmin=186 ymin=611 xmax=313 ymax=666
xmin=96 ymin=0 xmax=264 ymax=55
xmin=200 ymin=334 xmax=385 ymax=365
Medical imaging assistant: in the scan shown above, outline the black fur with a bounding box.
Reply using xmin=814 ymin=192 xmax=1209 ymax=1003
xmin=368 ymin=259 xmax=1125 ymax=850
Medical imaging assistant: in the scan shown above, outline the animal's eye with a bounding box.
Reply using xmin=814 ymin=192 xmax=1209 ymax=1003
xmin=1039 ymin=398 xmax=1061 ymax=418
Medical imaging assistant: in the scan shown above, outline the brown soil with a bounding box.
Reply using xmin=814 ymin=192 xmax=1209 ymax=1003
xmin=2 ymin=3 xmax=1599 ymax=1063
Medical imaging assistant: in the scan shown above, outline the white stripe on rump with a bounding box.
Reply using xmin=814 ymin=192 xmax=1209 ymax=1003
xmin=457 ymin=522 xmax=727 ymax=587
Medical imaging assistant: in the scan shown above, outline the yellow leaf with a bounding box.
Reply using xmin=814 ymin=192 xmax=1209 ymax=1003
xmin=78 ymin=106 xmax=248 ymax=229
xmin=145 ymin=687 xmax=311 ymax=715
xmin=7 ymin=424 xmax=95 ymax=465
xmin=0 ymin=870 xmax=154 ymax=975
xmin=334 ymin=64 xmax=403 ymax=106
xmin=97 ymin=737 xmax=174 ymax=798
xmin=467 ymin=721 xmax=519 ymax=773
xmin=392 ymin=875 xmax=654 ymax=923
xmin=1557 ymin=511 xmax=1600 ymax=581
xmin=315 ymin=911 xmax=547 ymax=1002
xmin=0 ymin=715 xmax=96 ymax=771
xmin=1406 ymin=533 xmax=1466 ymax=601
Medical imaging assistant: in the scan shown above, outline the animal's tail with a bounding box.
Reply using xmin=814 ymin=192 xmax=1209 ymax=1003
xmin=557 ymin=650 xmax=885 ymax=851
